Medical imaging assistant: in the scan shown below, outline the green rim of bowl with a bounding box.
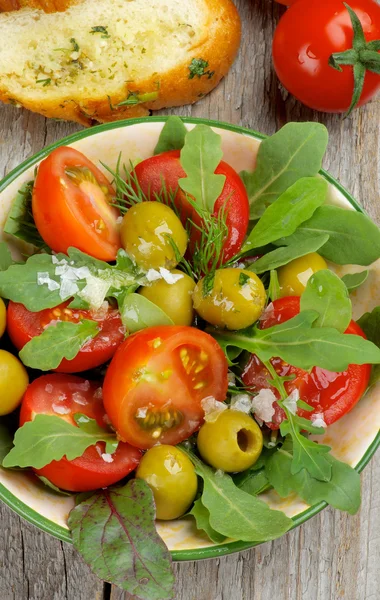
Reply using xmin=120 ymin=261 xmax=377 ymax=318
xmin=0 ymin=116 xmax=378 ymax=561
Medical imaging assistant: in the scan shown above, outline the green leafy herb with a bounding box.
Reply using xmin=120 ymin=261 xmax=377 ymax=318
xmin=188 ymin=499 xmax=226 ymax=544
xmin=182 ymin=449 xmax=292 ymax=542
xmin=0 ymin=422 xmax=13 ymax=463
xmin=240 ymin=122 xmax=328 ymax=219
xmin=36 ymin=78 xmax=51 ymax=86
xmin=4 ymin=181 xmax=48 ymax=250
xmin=300 ymin=269 xmax=352 ymax=332
xmin=247 ymin=234 xmax=329 ymax=274
xmin=89 ymin=25 xmax=110 ymax=38
xmin=239 ymin=272 xmax=251 ymax=287
xmin=342 ymin=270 xmax=369 ymax=292
xmin=19 ymin=320 xmax=99 ymax=371
xmin=358 ymin=306 xmax=380 ymax=386
xmin=117 ymin=91 xmax=159 ymax=107
xmin=73 ymin=414 xmax=118 ymax=454
xmin=0 ymin=247 xmax=142 ymax=312
xmin=120 ymin=293 xmax=173 ymax=333
xmin=154 ymin=116 xmax=188 ymax=155
xmin=2 ymin=414 xmax=117 ymax=469
xmin=37 ymin=476 xmax=72 ymax=496
xmin=0 ymin=242 xmax=14 ymax=272
xmin=212 ymin=310 xmax=380 ymax=372
xmin=275 ymin=205 xmax=380 ymax=266
xmin=68 ymin=479 xmax=175 ymax=599
xmin=267 ymin=270 xmax=280 ymax=302
xmin=188 ymin=58 xmax=214 ymax=79
xmin=233 ymin=467 xmax=271 ymax=496
xmin=266 ymin=438 xmax=361 ymax=514
xmin=178 ymin=124 xmax=226 ymax=213
xmin=70 ymin=37 xmax=80 ymax=52
xmin=242 ymin=177 xmax=327 ymax=251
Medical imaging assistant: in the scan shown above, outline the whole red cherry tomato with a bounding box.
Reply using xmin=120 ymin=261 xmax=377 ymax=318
xmin=20 ymin=374 xmax=141 ymax=492
xmin=7 ymin=301 xmax=124 ymax=373
xmin=33 ymin=147 xmax=121 ymax=261
xmin=103 ymin=325 xmax=229 ymax=449
xmin=242 ymin=297 xmax=371 ymax=428
xmin=132 ymin=150 xmax=250 ymax=263
xmin=272 ymin=0 xmax=380 ymax=113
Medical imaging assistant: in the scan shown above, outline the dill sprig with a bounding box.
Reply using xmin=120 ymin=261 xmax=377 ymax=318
xmin=4 ymin=180 xmax=49 ymax=251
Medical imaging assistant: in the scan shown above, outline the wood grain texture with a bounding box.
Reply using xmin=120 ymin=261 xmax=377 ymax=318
xmin=0 ymin=0 xmax=379 ymax=598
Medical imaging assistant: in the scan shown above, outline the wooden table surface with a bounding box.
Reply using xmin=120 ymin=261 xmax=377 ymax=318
xmin=0 ymin=1 xmax=379 ymax=599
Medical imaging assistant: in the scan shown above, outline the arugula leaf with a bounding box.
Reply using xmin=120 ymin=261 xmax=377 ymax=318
xmin=182 ymin=449 xmax=292 ymax=542
xmin=300 ymin=269 xmax=352 ymax=332
xmin=279 ymin=415 xmax=331 ymax=481
xmin=0 ymin=247 xmax=142 ymax=312
xmin=275 ymin=205 xmax=380 ymax=266
xmin=342 ymin=270 xmax=369 ymax=292
xmin=2 ymin=414 xmax=117 ymax=469
xmin=240 ymin=122 xmax=328 ymax=219
xmin=0 ymin=242 xmax=14 ymax=271
xmin=154 ymin=117 xmax=187 ymax=155
xmin=242 ymin=177 xmax=327 ymax=251
xmin=73 ymin=414 xmax=118 ymax=454
xmin=248 ymin=234 xmax=329 ymax=274
xmin=178 ymin=125 xmax=226 ymax=213
xmin=120 ymin=293 xmax=173 ymax=333
xmin=358 ymin=306 xmax=380 ymax=386
xmin=213 ymin=310 xmax=380 ymax=373
xmin=69 ymin=480 xmax=175 ymax=600
xmin=37 ymin=476 xmax=72 ymax=496
xmin=19 ymin=320 xmax=99 ymax=371
xmin=188 ymin=499 xmax=226 ymax=544
xmin=4 ymin=180 xmax=49 ymax=250
xmin=0 ymin=422 xmax=13 ymax=463
xmin=233 ymin=467 xmax=271 ymax=496
xmin=267 ymin=270 xmax=280 ymax=302
xmin=266 ymin=440 xmax=361 ymax=514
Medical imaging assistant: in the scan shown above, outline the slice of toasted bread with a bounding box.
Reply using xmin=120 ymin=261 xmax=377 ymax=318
xmin=0 ymin=0 xmax=241 ymax=125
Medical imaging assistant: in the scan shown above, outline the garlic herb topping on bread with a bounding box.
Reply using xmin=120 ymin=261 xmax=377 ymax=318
xmin=0 ymin=0 xmax=241 ymax=125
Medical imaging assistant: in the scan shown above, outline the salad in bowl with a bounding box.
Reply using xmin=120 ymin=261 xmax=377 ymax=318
xmin=0 ymin=116 xmax=379 ymax=599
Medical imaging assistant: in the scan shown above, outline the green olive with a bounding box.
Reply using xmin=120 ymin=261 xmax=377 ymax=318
xmin=0 ymin=298 xmax=6 ymax=338
xmin=136 ymin=445 xmax=198 ymax=520
xmin=197 ymin=410 xmax=263 ymax=472
xmin=0 ymin=350 xmax=29 ymax=416
xmin=278 ymin=252 xmax=328 ymax=297
xmin=120 ymin=202 xmax=188 ymax=270
xmin=139 ymin=270 xmax=196 ymax=326
xmin=193 ymin=268 xmax=266 ymax=330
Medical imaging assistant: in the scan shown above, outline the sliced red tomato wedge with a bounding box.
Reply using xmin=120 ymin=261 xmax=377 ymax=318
xmin=7 ymin=300 xmax=125 ymax=373
xmin=103 ymin=325 xmax=229 ymax=449
xmin=32 ymin=146 xmax=121 ymax=261
xmin=242 ymin=296 xmax=371 ymax=428
xmin=133 ymin=150 xmax=250 ymax=263
xmin=20 ymin=374 xmax=141 ymax=492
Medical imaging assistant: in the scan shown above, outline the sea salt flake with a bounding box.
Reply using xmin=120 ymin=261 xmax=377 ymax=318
xmin=72 ymin=392 xmax=88 ymax=406
xmin=230 ymin=393 xmax=252 ymax=414
xmin=159 ymin=268 xmax=183 ymax=284
xmin=37 ymin=272 xmax=60 ymax=291
xmin=227 ymin=372 xmax=236 ymax=387
xmin=201 ymin=396 xmax=227 ymax=422
xmin=52 ymin=403 xmax=70 ymax=415
xmin=251 ymin=389 xmax=277 ymax=422
xmin=45 ymin=384 xmax=53 ymax=393
xmin=101 ymin=453 xmax=114 ymax=463
xmin=283 ymin=389 xmax=300 ymax=415
xmin=311 ymin=413 xmax=327 ymax=429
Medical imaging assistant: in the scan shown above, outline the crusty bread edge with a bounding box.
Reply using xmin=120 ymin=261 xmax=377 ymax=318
xmin=0 ymin=0 xmax=241 ymax=126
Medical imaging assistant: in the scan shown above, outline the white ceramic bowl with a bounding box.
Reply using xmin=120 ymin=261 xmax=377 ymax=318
xmin=0 ymin=117 xmax=379 ymax=561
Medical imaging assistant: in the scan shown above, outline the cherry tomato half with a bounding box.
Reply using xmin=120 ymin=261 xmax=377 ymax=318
xmin=272 ymin=0 xmax=380 ymax=113
xmin=103 ymin=325 xmax=229 ymax=449
xmin=133 ymin=150 xmax=250 ymax=263
xmin=20 ymin=374 xmax=141 ymax=492
xmin=7 ymin=301 xmax=125 ymax=373
xmin=32 ymin=147 xmax=121 ymax=260
xmin=242 ymin=296 xmax=371 ymax=428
